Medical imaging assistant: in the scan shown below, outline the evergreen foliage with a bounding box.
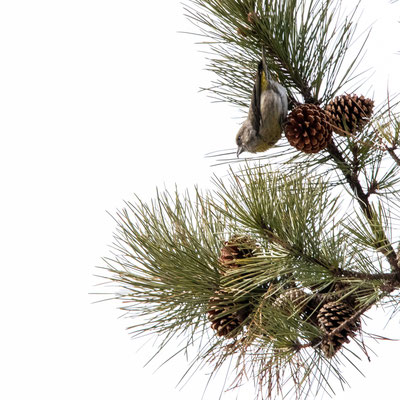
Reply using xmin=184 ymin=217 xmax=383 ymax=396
xmin=99 ymin=1 xmax=400 ymax=398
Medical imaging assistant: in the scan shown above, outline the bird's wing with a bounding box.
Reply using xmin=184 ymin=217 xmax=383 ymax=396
xmin=269 ymin=80 xmax=288 ymax=123
xmin=250 ymin=61 xmax=263 ymax=134
xmin=261 ymin=46 xmax=288 ymax=123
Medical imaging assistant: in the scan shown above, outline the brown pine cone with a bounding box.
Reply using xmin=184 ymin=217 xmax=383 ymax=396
xmin=273 ymin=288 xmax=309 ymax=313
xmin=325 ymin=94 xmax=374 ymax=136
xmin=317 ymin=301 xmax=361 ymax=358
xmin=284 ymin=104 xmax=332 ymax=153
xmin=207 ymin=289 xmax=251 ymax=338
xmin=219 ymin=235 xmax=257 ymax=270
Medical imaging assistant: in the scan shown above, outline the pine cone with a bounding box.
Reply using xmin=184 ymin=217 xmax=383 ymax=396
xmin=284 ymin=104 xmax=332 ymax=153
xmin=207 ymin=289 xmax=251 ymax=338
xmin=317 ymin=301 xmax=361 ymax=358
xmin=273 ymin=288 xmax=309 ymax=313
xmin=325 ymin=94 xmax=374 ymax=136
xmin=219 ymin=235 xmax=257 ymax=270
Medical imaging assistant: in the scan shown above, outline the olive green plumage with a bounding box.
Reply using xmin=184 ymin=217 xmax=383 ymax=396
xmin=236 ymin=59 xmax=288 ymax=156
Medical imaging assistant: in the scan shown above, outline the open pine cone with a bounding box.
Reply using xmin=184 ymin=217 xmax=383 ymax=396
xmin=317 ymin=301 xmax=361 ymax=358
xmin=207 ymin=289 xmax=251 ymax=338
xmin=325 ymin=94 xmax=374 ymax=136
xmin=284 ymin=104 xmax=332 ymax=153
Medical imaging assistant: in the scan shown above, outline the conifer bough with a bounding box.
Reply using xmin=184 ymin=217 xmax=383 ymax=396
xmin=101 ymin=1 xmax=400 ymax=399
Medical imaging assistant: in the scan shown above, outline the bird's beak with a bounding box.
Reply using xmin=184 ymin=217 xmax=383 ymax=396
xmin=237 ymin=146 xmax=244 ymax=157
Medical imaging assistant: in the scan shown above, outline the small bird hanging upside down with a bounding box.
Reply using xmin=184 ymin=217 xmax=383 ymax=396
xmin=236 ymin=57 xmax=288 ymax=156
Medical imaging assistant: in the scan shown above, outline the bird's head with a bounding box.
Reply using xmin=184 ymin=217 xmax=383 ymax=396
xmin=236 ymin=120 xmax=260 ymax=156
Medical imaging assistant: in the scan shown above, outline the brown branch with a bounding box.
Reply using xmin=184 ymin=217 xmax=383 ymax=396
xmin=292 ymin=338 xmax=320 ymax=351
xmin=366 ymin=179 xmax=379 ymax=196
xmin=386 ymin=146 xmax=400 ymax=167
xmin=327 ymin=141 xmax=371 ymax=215
xmin=327 ymin=141 xmax=399 ymax=274
xmin=339 ymin=269 xmax=399 ymax=282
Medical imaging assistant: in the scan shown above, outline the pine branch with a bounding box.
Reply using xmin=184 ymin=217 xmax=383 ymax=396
xmin=339 ymin=269 xmax=398 ymax=282
xmin=259 ymin=223 xmax=337 ymax=273
xmin=327 ymin=140 xmax=399 ymax=273
xmin=185 ymin=0 xmax=368 ymax=109
xmin=99 ymin=2 xmax=400 ymax=400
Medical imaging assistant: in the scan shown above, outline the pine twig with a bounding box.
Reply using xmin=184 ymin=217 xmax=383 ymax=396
xmin=386 ymin=146 xmax=400 ymax=167
xmin=260 ymin=223 xmax=400 ymax=285
xmin=339 ymin=269 xmax=399 ymax=282
xmin=327 ymin=141 xmax=399 ymax=274
xmin=259 ymin=223 xmax=335 ymax=273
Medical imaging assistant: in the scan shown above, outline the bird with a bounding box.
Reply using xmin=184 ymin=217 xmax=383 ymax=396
xmin=236 ymin=55 xmax=288 ymax=156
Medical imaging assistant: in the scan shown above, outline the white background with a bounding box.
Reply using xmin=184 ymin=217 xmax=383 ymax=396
xmin=1 ymin=1 xmax=400 ymax=399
